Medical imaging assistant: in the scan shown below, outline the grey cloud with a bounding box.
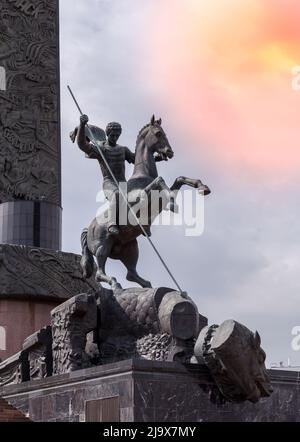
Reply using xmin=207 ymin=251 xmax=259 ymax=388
xmin=60 ymin=0 xmax=300 ymax=367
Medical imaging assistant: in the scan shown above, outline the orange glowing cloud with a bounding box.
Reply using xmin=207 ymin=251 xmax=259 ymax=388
xmin=145 ymin=0 xmax=300 ymax=182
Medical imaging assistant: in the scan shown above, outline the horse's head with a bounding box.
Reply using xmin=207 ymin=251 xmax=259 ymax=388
xmin=143 ymin=115 xmax=174 ymax=161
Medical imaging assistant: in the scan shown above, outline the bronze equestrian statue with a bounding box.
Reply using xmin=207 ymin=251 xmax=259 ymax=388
xmin=72 ymin=115 xmax=210 ymax=289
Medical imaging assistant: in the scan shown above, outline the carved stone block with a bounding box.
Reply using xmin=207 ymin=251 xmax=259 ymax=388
xmin=22 ymin=326 xmax=53 ymax=380
xmin=0 ymin=352 xmax=22 ymax=386
xmin=51 ymin=294 xmax=97 ymax=374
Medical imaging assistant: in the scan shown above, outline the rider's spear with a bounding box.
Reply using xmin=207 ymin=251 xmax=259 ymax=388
xmin=67 ymin=85 xmax=184 ymax=294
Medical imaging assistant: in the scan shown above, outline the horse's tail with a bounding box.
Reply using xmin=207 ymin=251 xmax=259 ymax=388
xmin=80 ymin=228 xmax=94 ymax=279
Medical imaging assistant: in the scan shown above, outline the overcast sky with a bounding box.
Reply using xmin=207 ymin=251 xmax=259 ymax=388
xmin=59 ymin=0 xmax=300 ymax=367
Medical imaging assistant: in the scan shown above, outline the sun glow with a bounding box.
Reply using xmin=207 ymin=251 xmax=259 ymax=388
xmin=258 ymin=44 xmax=296 ymax=72
xmin=144 ymin=0 xmax=300 ymax=181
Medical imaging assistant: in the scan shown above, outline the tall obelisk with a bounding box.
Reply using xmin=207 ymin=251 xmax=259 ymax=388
xmin=0 ymin=0 xmax=61 ymax=250
xmin=0 ymin=0 xmax=67 ymax=362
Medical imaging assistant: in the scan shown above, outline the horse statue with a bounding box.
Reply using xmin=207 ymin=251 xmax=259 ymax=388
xmin=80 ymin=115 xmax=210 ymax=289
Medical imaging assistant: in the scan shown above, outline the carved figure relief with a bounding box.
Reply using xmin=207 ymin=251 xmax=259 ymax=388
xmin=0 ymin=0 xmax=60 ymax=204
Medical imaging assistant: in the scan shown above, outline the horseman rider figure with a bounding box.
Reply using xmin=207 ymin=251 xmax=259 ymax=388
xmin=76 ymin=114 xmax=161 ymax=237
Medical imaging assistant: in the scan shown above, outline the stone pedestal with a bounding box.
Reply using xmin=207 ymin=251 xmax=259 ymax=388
xmin=0 ymin=244 xmax=98 ymax=361
xmin=0 ymin=359 xmax=298 ymax=422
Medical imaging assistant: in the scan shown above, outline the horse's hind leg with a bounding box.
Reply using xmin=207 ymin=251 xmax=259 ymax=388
xmin=95 ymin=251 xmax=111 ymax=285
xmin=119 ymin=240 xmax=152 ymax=288
xmin=95 ymin=240 xmax=121 ymax=289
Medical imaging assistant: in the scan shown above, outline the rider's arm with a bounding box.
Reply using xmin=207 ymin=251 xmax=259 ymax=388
xmin=125 ymin=147 xmax=135 ymax=164
xmin=84 ymin=142 xmax=100 ymax=159
xmin=77 ymin=115 xmax=101 ymax=159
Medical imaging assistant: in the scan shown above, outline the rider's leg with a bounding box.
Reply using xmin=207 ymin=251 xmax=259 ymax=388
xmin=104 ymin=184 xmax=120 ymax=235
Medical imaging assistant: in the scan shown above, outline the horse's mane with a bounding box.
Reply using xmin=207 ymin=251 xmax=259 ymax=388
xmin=135 ymin=120 xmax=166 ymax=151
xmin=136 ymin=123 xmax=151 ymax=147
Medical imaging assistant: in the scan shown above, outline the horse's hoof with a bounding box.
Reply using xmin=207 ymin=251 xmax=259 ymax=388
xmin=142 ymin=281 xmax=152 ymax=288
xmin=198 ymin=185 xmax=211 ymax=196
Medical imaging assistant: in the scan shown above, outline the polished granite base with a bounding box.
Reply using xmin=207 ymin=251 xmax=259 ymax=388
xmin=0 ymin=359 xmax=299 ymax=422
xmin=0 ymin=201 xmax=62 ymax=250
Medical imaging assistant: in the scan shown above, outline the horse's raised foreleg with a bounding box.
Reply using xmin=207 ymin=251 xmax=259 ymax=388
xmin=119 ymin=240 xmax=152 ymax=288
xmin=170 ymin=176 xmax=211 ymax=196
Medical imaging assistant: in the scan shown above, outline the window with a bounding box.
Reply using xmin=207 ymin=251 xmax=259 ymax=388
xmin=85 ymin=397 xmax=120 ymax=422
xmin=0 ymin=326 xmax=6 ymax=351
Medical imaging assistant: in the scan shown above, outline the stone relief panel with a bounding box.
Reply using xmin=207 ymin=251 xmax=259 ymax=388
xmin=0 ymin=0 xmax=61 ymax=204
xmin=0 ymin=244 xmax=98 ymax=300
xmin=0 ymin=352 xmax=22 ymax=386
xmin=51 ymin=294 xmax=97 ymax=374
